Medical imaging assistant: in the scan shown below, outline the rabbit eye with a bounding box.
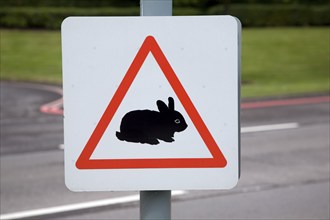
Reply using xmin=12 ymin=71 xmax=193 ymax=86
xmin=174 ymin=119 xmax=180 ymax=124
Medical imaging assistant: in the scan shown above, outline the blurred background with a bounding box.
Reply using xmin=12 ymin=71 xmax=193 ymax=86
xmin=0 ymin=0 xmax=329 ymax=219
xmin=1 ymin=0 xmax=329 ymax=97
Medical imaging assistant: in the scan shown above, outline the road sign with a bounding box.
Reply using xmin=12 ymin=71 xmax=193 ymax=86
xmin=62 ymin=16 xmax=241 ymax=191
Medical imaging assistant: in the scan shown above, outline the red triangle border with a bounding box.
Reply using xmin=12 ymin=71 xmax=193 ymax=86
xmin=76 ymin=36 xmax=227 ymax=169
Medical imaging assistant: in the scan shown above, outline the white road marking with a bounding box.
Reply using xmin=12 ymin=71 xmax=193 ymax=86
xmin=241 ymin=122 xmax=299 ymax=133
xmin=0 ymin=190 xmax=186 ymax=220
xmin=58 ymin=144 xmax=64 ymax=150
xmin=8 ymin=82 xmax=63 ymax=95
xmin=57 ymin=123 xmax=299 ymax=151
xmin=1 ymin=123 xmax=299 ymax=219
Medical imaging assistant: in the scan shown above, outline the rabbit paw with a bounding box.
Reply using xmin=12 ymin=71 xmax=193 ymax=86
xmin=160 ymin=137 xmax=175 ymax=142
xmin=143 ymin=138 xmax=159 ymax=145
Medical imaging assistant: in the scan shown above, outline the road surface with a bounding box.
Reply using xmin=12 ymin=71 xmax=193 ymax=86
xmin=1 ymin=81 xmax=329 ymax=219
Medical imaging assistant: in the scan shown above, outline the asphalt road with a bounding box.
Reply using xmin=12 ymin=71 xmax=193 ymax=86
xmin=0 ymin=82 xmax=63 ymax=155
xmin=1 ymin=81 xmax=329 ymax=219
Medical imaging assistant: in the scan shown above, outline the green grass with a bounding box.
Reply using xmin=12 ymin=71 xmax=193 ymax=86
xmin=0 ymin=29 xmax=62 ymax=83
xmin=1 ymin=27 xmax=329 ymax=97
xmin=242 ymin=27 xmax=330 ymax=97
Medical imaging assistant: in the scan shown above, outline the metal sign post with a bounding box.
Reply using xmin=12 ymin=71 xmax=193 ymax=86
xmin=140 ymin=0 xmax=172 ymax=16
xmin=140 ymin=2 xmax=173 ymax=220
xmin=62 ymin=0 xmax=240 ymax=218
xmin=140 ymin=191 xmax=171 ymax=220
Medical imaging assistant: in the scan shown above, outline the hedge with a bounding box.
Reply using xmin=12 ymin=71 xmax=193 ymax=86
xmin=1 ymin=0 xmax=329 ymax=7
xmin=209 ymin=4 xmax=330 ymax=27
xmin=0 ymin=4 xmax=329 ymax=29
xmin=0 ymin=7 xmax=140 ymax=29
xmin=0 ymin=0 xmax=139 ymax=7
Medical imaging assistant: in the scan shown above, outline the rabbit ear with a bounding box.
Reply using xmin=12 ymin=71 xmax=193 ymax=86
xmin=168 ymin=97 xmax=174 ymax=110
xmin=157 ymin=100 xmax=168 ymax=113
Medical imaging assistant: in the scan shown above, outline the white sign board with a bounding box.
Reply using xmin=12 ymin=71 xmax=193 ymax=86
xmin=62 ymin=16 xmax=241 ymax=191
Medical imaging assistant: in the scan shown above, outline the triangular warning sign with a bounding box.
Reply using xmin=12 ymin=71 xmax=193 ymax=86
xmin=76 ymin=36 xmax=227 ymax=169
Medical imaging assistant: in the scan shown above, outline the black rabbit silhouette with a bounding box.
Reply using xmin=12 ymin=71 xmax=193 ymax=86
xmin=116 ymin=97 xmax=188 ymax=145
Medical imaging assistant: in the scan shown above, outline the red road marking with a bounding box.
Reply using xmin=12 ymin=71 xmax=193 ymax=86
xmin=40 ymin=98 xmax=63 ymax=115
xmin=40 ymin=93 xmax=329 ymax=116
xmin=241 ymin=96 xmax=330 ymax=109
